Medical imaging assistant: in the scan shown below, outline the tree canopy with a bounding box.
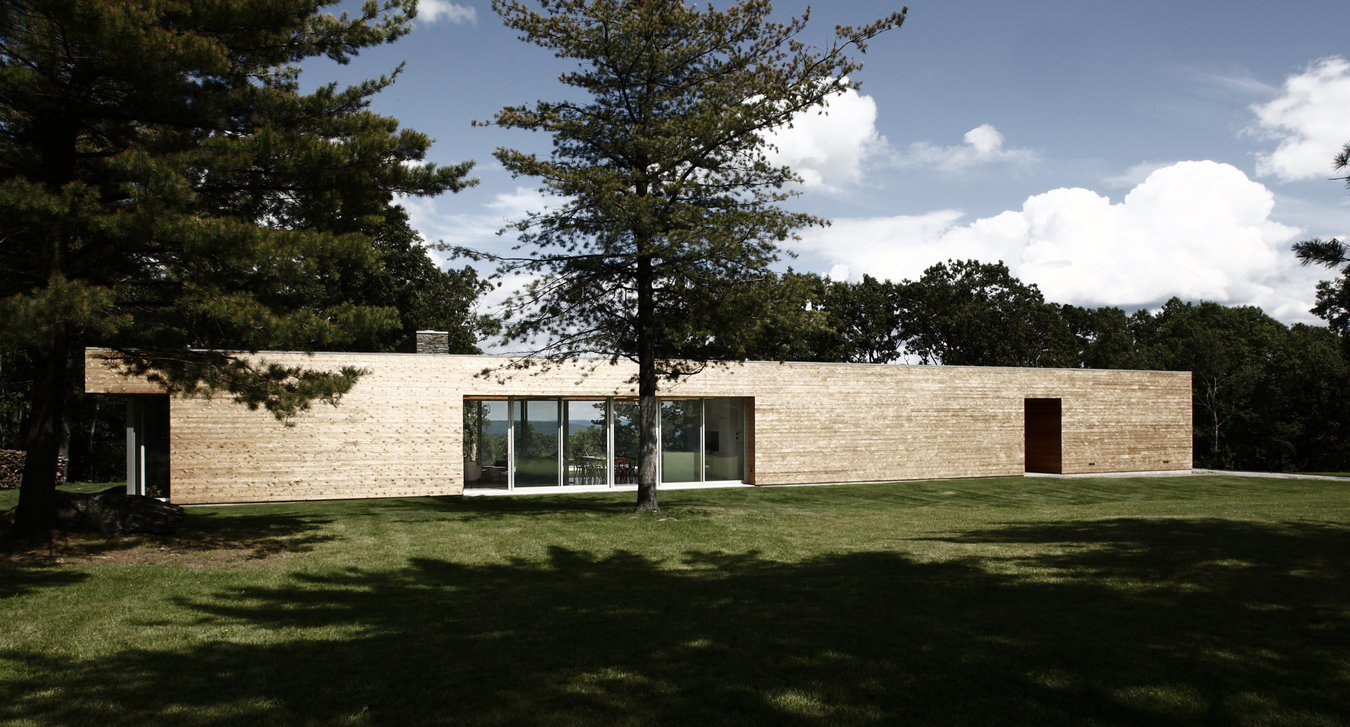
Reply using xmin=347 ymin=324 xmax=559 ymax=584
xmin=473 ymin=0 xmax=904 ymax=511
xmin=0 ymin=0 xmax=475 ymax=537
xmin=898 ymin=260 xmax=1072 ymax=367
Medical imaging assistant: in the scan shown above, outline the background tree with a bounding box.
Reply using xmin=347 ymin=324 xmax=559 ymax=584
xmin=311 ymin=206 xmax=495 ymax=353
xmin=1263 ymin=323 xmax=1350 ymax=470
xmin=897 ymin=260 xmax=1073 ymax=367
xmin=743 ymin=272 xmax=906 ymax=363
xmin=1056 ymin=304 xmax=1139 ymax=369
xmin=741 ymin=271 xmax=837 ymax=362
xmin=473 ymin=0 xmax=904 ymax=512
xmin=368 ymin=212 xmax=496 ymax=354
xmin=821 ymin=275 xmax=908 ymax=363
xmin=0 ymin=0 xmax=474 ymax=538
xmin=1132 ymin=301 xmax=1273 ymax=468
xmin=1127 ymin=299 xmax=1344 ymax=470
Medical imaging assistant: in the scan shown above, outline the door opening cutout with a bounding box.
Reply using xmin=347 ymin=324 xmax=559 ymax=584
xmin=1024 ymin=398 xmax=1062 ymax=474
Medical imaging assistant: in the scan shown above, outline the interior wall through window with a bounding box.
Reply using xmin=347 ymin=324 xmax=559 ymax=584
xmin=660 ymin=399 xmax=702 ymax=483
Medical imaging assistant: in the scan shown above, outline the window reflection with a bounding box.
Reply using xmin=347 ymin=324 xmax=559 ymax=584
xmin=463 ymin=400 xmax=509 ymax=489
xmin=464 ymin=396 xmax=747 ymax=489
xmin=513 ymin=399 xmax=560 ymax=487
xmin=613 ymin=400 xmax=639 ymax=484
xmin=566 ymin=400 xmax=607 ymax=486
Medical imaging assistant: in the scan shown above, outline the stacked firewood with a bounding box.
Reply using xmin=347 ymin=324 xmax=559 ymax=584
xmin=0 ymin=449 xmax=68 ymax=489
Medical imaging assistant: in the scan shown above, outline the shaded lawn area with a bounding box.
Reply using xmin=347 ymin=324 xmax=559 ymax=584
xmin=1 ymin=475 xmax=1348 ymax=726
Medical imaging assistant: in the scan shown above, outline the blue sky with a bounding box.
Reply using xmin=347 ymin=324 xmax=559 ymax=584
xmin=307 ymin=0 xmax=1350 ymax=325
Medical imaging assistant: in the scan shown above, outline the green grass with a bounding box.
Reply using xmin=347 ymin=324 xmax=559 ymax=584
xmin=2 ymin=475 xmax=1348 ymax=726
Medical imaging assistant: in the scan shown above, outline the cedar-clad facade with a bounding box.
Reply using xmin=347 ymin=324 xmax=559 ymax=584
xmin=85 ymin=345 xmax=1193 ymax=505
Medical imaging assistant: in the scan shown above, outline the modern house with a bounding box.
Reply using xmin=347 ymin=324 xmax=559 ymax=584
xmin=85 ymin=337 xmax=1193 ymax=505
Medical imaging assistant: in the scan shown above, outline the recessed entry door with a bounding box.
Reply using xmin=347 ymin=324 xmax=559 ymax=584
xmin=1024 ymin=398 xmax=1062 ymax=474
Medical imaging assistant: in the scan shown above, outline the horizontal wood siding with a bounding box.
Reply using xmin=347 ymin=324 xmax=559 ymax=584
xmin=86 ymin=350 xmax=1192 ymax=504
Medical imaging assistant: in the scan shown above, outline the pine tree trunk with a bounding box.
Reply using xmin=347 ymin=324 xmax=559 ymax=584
xmin=634 ymin=242 xmax=660 ymax=513
xmin=10 ymin=119 xmax=78 ymax=539
xmin=58 ymin=334 xmax=77 ymax=483
xmin=58 ymin=370 xmax=71 ymax=485
xmin=636 ymin=356 xmax=660 ymax=513
xmin=8 ymin=337 xmax=72 ymax=540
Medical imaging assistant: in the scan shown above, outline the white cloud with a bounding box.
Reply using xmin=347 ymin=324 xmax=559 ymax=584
xmin=761 ymin=86 xmax=888 ymax=190
xmin=485 ymin=186 xmax=558 ymax=220
xmin=398 ymin=194 xmax=496 ymax=253
xmin=418 ymin=0 xmax=476 ymax=26
xmin=898 ymin=124 xmax=1040 ymax=172
xmin=797 ymin=161 xmax=1324 ymax=323
xmin=1205 ymin=72 xmax=1279 ymax=96
xmin=394 ymin=186 xmax=564 ymax=273
xmin=1251 ymin=56 xmax=1350 ymax=182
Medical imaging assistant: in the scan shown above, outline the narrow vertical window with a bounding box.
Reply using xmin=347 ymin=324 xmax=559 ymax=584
xmin=612 ymin=399 xmax=639 ymax=485
xmin=565 ymin=400 xmax=607 ymax=486
xmin=464 ymin=399 xmax=510 ymax=489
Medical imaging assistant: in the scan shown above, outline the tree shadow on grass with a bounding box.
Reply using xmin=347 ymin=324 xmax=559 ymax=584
xmin=0 ymin=563 xmax=88 ymax=598
xmin=1 ymin=519 xmax=1347 ymax=725
xmin=167 ymin=511 xmax=338 ymax=559
xmin=0 ymin=511 xmax=336 ymax=564
xmin=369 ymin=493 xmax=648 ymax=522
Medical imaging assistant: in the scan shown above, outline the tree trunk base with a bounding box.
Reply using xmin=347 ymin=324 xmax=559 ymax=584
xmin=4 ymin=487 xmax=185 ymax=537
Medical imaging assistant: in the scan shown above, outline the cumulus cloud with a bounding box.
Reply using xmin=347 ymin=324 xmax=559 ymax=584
xmin=395 ymin=186 xmax=563 ymax=271
xmin=898 ymin=124 xmax=1040 ymax=172
xmin=398 ymin=194 xmax=496 ymax=255
xmin=1251 ymin=56 xmax=1350 ymax=182
xmin=418 ymin=0 xmax=476 ymax=25
xmin=761 ymin=86 xmax=888 ymax=190
xmin=485 ymin=186 xmax=559 ymax=221
xmin=797 ymin=161 xmax=1324 ymax=323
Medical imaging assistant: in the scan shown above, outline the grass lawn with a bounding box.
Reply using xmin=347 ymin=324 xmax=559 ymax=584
xmin=1 ymin=475 xmax=1348 ymax=726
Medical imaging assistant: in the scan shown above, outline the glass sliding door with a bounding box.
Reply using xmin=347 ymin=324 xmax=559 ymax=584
xmin=513 ymin=399 xmax=560 ymax=488
xmin=660 ymin=399 xmax=702 ymax=483
xmin=613 ymin=399 xmax=639 ymax=484
xmin=565 ymin=400 xmax=607 ymax=486
xmin=464 ymin=399 xmax=510 ymax=489
xmin=704 ymin=398 xmax=745 ymax=481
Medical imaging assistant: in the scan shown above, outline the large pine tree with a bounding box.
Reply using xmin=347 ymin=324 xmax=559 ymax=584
xmin=0 ymin=0 xmax=474 ymax=537
xmin=474 ymin=0 xmax=904 ymax=512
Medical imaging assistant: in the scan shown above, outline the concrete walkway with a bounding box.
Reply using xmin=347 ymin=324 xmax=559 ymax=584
xmin=1033 ymin=469 xmax=1348 ymax=481
xmin=1189 ymin=468 xmax=1349 ymax=481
